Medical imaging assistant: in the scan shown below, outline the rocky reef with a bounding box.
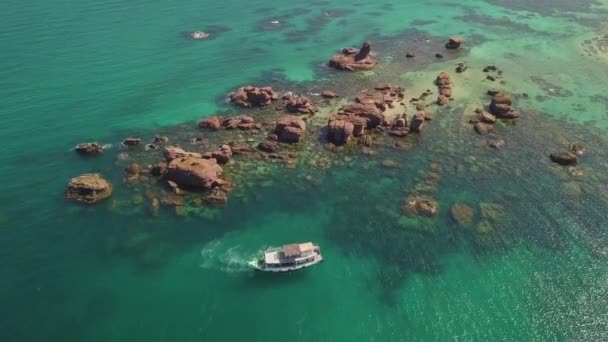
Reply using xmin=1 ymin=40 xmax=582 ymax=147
xmin=65 ymin=173 xmax=113 ymax=204
xmin=329 ymin=42 xmax=377 ymax=71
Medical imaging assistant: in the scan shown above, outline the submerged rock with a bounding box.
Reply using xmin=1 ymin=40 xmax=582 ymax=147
xmin=455 ymin=62 xmax=467 ymax=73
xmin=450 ymin=203 xmax=474 ymax=225
xmin=550 ymin=151 xmax=578 ymax=165
xmin=65 ymin=173 xmax=113 ymax=204
xmin=402 ymin=195 xmax=439 ymax=217
xmin=122 ymin=138 xmax=142 ymax=146
xmin=329 ymin=41 xmax=377 ymax=71
xmin=75 ymin=143 xmax=103 ymax=155
xmin=474 ymin=122 xmax=494 ymax=135
xmin=230 ymin=85 xmax=278 ymax=107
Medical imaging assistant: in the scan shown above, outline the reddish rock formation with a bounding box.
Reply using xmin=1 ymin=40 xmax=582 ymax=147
xmin=410 ymin=111 xmax=426 ymax=133
xmin=435 ymin=72 xmax=453 ymax=106
xmin=489 ymin=92 xmax=520 ymax=118
xmin=479 ymin=111 xmax=497 ymax=124
xmin=163 ymin=146 xmax=203 ymax=162
xmin=205 ymin=145 xmax=233 ymax=164
xmin=328 ymin=119 xmax=355 ymax=144
xmin=388 ymin=116 xmax=409 ymax=137
xmin=230 ymin=85 xmax=278 ymax=107
xmin=75 ymin=143 xmax=103 ymax=155
xmin=258 ymin=140 xmax=278 ymax=153
xmin=222 ymin=115 xmax=256 ymax=130
xmin=199 ymin=116 xmax=222 ymax=130
xmin=445 ymin=37 xmax=464 ymax=49
xmin=329 ymin=41 xmax=377 ymax=71
xmin=151 ymin=161 xmax=168 ymax=176
xmin=166 ymin=157 xmax=224 ymax=189
xmin=273 ymin=115 xmax=306 ymax=143
xmin=65 ymin=173 xmax=113 ymax=204
xmin=322 ymin=90 xmax=339 ymax=99
xmin=281 ymin=94 xmax=318 ymax=114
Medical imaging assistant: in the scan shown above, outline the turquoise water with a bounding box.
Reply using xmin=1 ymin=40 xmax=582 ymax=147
xmin=3 ymin=0 xmax=608 ymax=340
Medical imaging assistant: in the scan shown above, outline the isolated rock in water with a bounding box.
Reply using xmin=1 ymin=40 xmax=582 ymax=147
xmin=410 ymin=111 xmax=426 ymax=133
xmin=327 ymin=118 xmax=355 ymax=145
xmin=435 ymin=72 xmax=452 ymax=105
xmin=402 ymin=195 xmax=439 ymax=217
xmin=456 ymin=62 xmax=467 ymax=73
xmin=274 ymin=115 xmax=306 ymax=143
xmin=322 ymin=90 xmax=339 ymax=99
xmin=282 ymin=94 xmax=319 ymax=114
xmin=65 ymin=173 xmax=113 ymax=204
xmin=550 ymin=151 xmax=578 ymax=165
xmin=490 ymin=92 xmax=520 ymax=118
xmin=450 ymin=203 xmax=474 ymax=225
xmin=230 ymin=85 xmax=278 ymax=107
xmin=329 ymin=41 xmax=377 ymax=71
xmin=474 ymin=122 xmax=494 ymax=135
xmin=75 ymin=143 xmax=103 ymax=155
xmin=191 ymin=31 xmax=209 ymax=40
xmin=445 ymin=37 xmax=464 ymax=49
xmin=166 ymin=157 xmax=224 ymax=189
xmin=199 ymin=116 xmax=222 ymax=130
xmin=122 ymin=138 xmax=141 ymax=146
xmin=163 ymin=146 xmax=202 ymax=162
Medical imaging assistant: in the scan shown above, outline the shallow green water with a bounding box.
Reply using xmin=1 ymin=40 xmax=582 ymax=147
xmin=3 ymin=0 xmax=608 ymax=341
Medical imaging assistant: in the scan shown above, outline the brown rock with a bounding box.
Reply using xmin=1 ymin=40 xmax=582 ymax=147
xmin=125 ymin=163 xmax=142 ymax=176
xmin=274 ymin=115 xmax=306 ymax=143
xmin=166 ymin=157 xmax=224 ymax=189
xmin=479 ymin=111 xmax=497 ymax=124
xmin=258 ymin=140 xmax=278 ymax=153
xmin=410 ymin=111 xmax=426 ymax=133
xmin=445 ymin=37 xmax=464 ymax=49
xmin=75 ymin=143 xmax=103 ymax=155
xmin=322 ymin=90 xmax=339 ymax=99
xmin=65 ymin=173 xmax=113 ymax=204
xmin=230 ymin=86 xmax=278 ymax=107
xmin=550 ymin=152 xmax=578 ymax=166
xmin=329 ymin=41 xmax=377 ymax=71
xmin=282 ymin=95 xmax=318 ymax=114
xmin=402 ymin=195 xmax=438 ymax=217
xmin=122 ymin=138 xmax=141 ymax=146
xmin=163 ymin=146 xmax=202 ymax=162
xmin=151 ymin=162 xmax=168 ymax=176
xmin=490 ymin=92 xmax=520 ymax=118
xmin=474 ymin=122 xmax=494 ymax=135
xmin=210 ymin=145 xmax=232 ymax=164
xmin=327 ymin=119 xmax=355 ymax=145
xmin=199 ymin=116 xmax=222 ymax=130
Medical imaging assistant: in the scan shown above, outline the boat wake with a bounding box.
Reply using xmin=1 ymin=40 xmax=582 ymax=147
xmin=199 ymin=240 xmax=255 ymax=273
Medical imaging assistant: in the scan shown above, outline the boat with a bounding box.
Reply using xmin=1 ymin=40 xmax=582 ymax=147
xmin=248 ymin=242 xmax=323 ymax=272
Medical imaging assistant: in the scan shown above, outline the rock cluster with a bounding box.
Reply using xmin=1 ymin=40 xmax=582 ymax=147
xmin=435 ymin=72 xmax=453 ymax=106
xmin=75 ymin=143 xmax=103 ymax=155
xmin=328 ymin=42 xmax=377 ymax=71
xmin=489 ymin=92 xmax=520 ymax=118
xmin=280 ymin=94 xmax=318 ymax=114
xmin=273 ymin=115 xmax=307 ymax=143
xmin=445 ymin=37 xmax=464 ymax=49
xmin=326 ymin=83 xmax=404 ymax=144
xmin=230 ymin=86 xmax=278 ymax=107
xmin=65 ymin=173 xmax=113 ymax=204
xmin=199 ymin=115 xmax=257 ymax=130
xmin=388 ymin=116 xmax=409 ymax=137
xmin=401 ymin=163 xmax=441 ymax=217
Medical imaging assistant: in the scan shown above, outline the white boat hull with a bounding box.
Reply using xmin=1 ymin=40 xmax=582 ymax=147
xmin=248 ymin=255 xmax=324 ymax=272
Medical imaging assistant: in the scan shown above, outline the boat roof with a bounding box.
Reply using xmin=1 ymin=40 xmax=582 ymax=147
xmin=282 ymin=242 xmax=315 ymax=258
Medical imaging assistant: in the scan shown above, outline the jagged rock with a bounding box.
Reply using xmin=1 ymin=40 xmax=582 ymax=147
xmin=322 ymin=90 xmax=339 ymax=99
xmin=445 ymin=37 xmax=464 ymax=49
xmin=199 ymin=116 xmax=222 ymax=130
xmin=274 ymin=115 xmax=306 ymax=143
xmin=166 ymin=157 xmax=224 ymax=189
xmin=151 ymin=162 xmax=168 ymax=176
xmin=282 ymin=95 xmax=318 ymax=114
xmin=359 ymin=135 xmax=373 ymax=147
xmin=163 ymin=146 xmax=202 ymax=162
xmin=153 ymin=136 xmax=169 ymax=144
xmin=327 ymin=119 xmax=355 ymax=145
xmin=479 ymin=111 xmax=497 ymax=124
xmin=230 ymin=85 xmax=278 ymax=107
xmin=223 ymin=116 xmax=255 ymax=130
xmin=65 ymin=173 xmax=113 ymax=204
xmin=257 ymin=140 xmax=278 ymax=153
xmin=122 ymin=138 xmax=141 ymax=146
xmin=209 ymin=145 xmax=232 ymax=164
xmin=490 ymin=92 xmax=520 ymax=118
xmin=388 ymin=116 xmax=409 ymax=137
xmin=450 ymin=203 xmax=474 ymax=225
xmin=435 ymin=72 xmax=452 ymax=105
xmin=550 ymin=151 xmax=578 ymax=165
xmin=410 ymin=111 xmax=426 ymax=133
xmin=75 ymin=143 xmax=103 ymax=155
xmin=329 ymin=41 xmax=377 ymax=71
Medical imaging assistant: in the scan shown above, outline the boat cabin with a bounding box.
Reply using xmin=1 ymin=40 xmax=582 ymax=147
xmin=264 ymin=242 xmax=319 ymax=268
